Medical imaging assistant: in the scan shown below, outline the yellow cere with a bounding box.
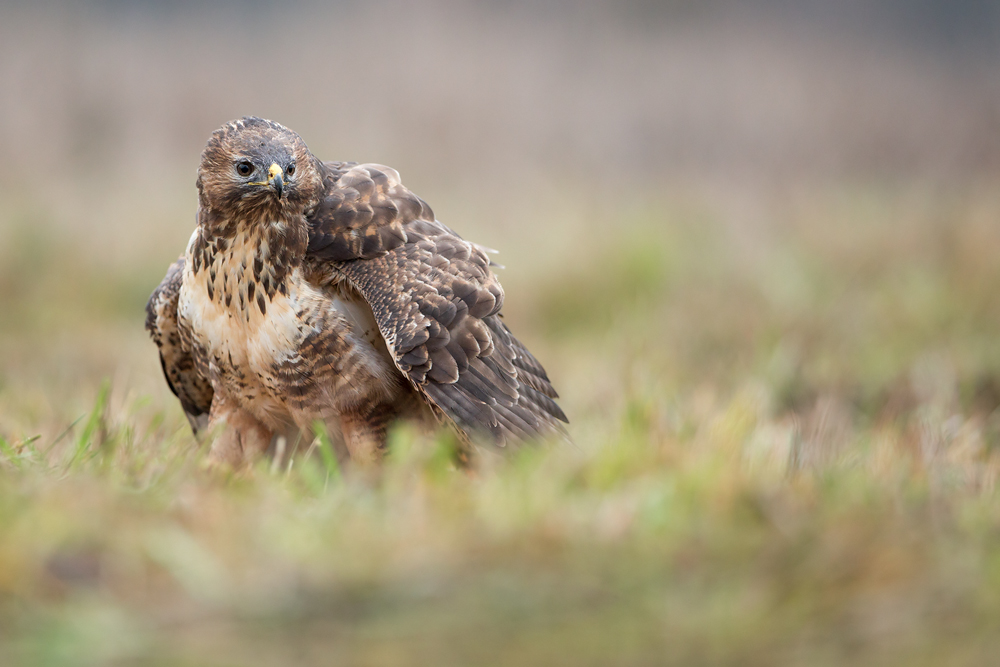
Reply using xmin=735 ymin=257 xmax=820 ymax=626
xmin=248 ymin=163 xmax=284 ymax=186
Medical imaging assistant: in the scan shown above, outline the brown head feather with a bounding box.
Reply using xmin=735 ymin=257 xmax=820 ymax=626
xmin=196 ymin=116 xmax=325 ymax=229
xmin=193 ymin=117 xmax=327 ymax=283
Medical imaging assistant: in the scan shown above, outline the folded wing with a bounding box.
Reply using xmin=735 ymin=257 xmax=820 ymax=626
xmin=307 ymin=163 xmax=567 ymax=447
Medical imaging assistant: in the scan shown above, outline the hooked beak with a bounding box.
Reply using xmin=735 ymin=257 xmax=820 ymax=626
xmin=267 ymin=163 xmax=284 ymax=199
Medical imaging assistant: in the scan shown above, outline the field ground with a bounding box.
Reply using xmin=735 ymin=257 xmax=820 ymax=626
xmin=3 ymin=178 xmax=1000 ymax=665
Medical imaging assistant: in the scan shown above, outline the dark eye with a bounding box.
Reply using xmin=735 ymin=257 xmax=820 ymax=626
xmin=236 ymin=161 xmax=253 ymax=177
xmin=286 ymin=164 xmax=296 ymax=177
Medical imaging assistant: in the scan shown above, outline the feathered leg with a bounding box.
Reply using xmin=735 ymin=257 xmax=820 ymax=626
xmin=205 ymin=392 xmax=273 ymax=469
xmin=338 ymin=401 xmax=402 ymax=464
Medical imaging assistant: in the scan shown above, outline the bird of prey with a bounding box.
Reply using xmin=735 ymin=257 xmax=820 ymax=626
xmin=147 ymin=117 xmax=567 ymax=467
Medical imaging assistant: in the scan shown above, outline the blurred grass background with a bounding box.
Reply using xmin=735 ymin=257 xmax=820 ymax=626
xmin=3 ymin=1 xmax=1000 ymax=664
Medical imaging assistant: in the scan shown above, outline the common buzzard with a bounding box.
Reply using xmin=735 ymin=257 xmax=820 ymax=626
xmin=147 ymin=117 xmax=567 ymax=467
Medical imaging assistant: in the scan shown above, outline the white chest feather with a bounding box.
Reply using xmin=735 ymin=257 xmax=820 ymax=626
xmin=176 ymin=227 xmax=400 ymax=428
xmin=179 ymin=230 xmax=314 ymax=378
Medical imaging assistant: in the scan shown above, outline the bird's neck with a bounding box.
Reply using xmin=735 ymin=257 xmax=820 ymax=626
xmin=190 ymin=209 xmax=309 ymax=313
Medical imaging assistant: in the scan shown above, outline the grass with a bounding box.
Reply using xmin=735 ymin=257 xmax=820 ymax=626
xmin=2 ymin=182 xmax=1000 ymax=665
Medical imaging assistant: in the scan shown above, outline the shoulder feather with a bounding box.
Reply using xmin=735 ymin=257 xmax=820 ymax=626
xmin=306 ymin=162 xmax=433 ymax=262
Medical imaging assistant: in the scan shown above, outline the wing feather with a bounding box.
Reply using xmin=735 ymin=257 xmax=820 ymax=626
xmin=145 ymin=257 xmax=214 ymax=433
xmin=306 ymin=164 xmax=567 ymax=447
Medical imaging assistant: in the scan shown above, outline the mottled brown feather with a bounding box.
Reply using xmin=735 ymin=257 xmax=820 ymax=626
xmin=307 ymin=162 xmax=430 ymax=262
xmin=319 ymin=192 xmax=568 ymax=447
xmin=145 ymin=257 xmax=214 ymax=431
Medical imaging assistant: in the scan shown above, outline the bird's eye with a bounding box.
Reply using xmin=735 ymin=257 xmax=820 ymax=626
xmin=286 ymin=164 xmax=296 ymax=177
xmin=236 ymin=161 xmax=253 ymax=177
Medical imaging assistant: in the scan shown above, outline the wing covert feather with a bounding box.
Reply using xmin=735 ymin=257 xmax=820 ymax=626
xmin=306 ymin=175 xmax=567 ymax=447
xmin=307 ymin=162 xmax=435 ymax=262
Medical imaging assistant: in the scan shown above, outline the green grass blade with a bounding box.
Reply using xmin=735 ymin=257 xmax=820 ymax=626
xmin=311 ymin=420 xmax=341 ymax=485
xmin=68 ymin=379 xmax=111 ymax=468
xmin=0 ymin=433 xmax=21 ymax=469
xmin=44 ymin=415 xmax=84 ymax=456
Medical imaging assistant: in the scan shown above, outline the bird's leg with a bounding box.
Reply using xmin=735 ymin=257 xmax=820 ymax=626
xmin=205 ymin=392 xmax=273 ymax=469
xmin=338 ymin=401 xmax=399 ymax=465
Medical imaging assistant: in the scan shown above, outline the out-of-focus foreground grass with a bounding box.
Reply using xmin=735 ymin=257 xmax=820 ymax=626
xmin=3 ymin=180 xmax=1000 ymax=666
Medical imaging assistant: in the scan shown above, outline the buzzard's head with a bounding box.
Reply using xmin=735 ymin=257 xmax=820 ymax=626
xmin=196 ymin=117 xmax=324 ymax=222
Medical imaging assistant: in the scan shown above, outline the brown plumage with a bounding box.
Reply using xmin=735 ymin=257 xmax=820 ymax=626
xmin=146 ymin=117 xmax=567 ymax=467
